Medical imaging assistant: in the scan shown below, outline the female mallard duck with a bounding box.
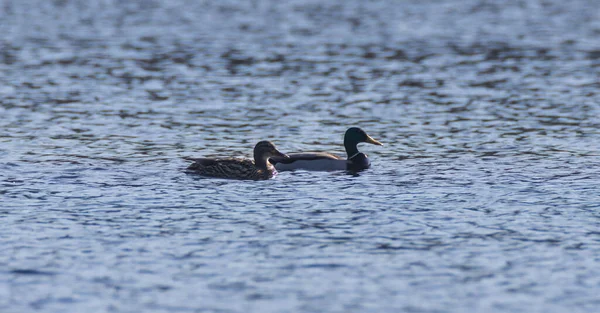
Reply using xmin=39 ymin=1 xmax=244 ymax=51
xmin=186 ymin=141 xmax=289 ymax=180
xmin=269 ymin=127 xmax=383 ymax=171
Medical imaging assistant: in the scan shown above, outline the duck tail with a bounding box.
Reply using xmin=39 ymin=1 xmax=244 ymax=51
xmin=185 ymin=157 xmax=219 ymax=169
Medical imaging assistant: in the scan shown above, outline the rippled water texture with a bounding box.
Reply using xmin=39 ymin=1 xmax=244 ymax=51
xmin=1 ymin=0 xmax=600 ymax=312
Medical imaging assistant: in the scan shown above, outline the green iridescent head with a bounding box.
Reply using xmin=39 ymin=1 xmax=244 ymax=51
xmin=343 ymin=127 xmax=383 ymax=158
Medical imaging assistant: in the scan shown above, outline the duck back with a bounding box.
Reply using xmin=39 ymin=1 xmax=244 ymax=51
xmin=271 ymin=152 xmax=347 ymax=171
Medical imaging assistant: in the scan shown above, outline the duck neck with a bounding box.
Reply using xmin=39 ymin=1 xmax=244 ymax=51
xmin=254 ymin=154 xmax=270 ymax=170
xmin=344 ymin=139 xmax=359 ymax=159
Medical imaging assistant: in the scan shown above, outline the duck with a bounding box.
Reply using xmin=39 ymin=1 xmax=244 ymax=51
xmin=186 ymin=141 xmax=289 ymax=180
xmin=269 ymin=127 xmax=383 ymax=171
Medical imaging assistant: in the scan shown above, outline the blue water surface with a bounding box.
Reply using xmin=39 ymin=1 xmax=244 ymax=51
xmin=1 ymin=0 xmax=600 ymax=312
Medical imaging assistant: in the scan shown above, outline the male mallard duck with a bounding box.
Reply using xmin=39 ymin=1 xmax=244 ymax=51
xmin=186 ymin=141 xmax=289 ymax=180
xmin=269 ymin=127 xmax=383 ymax=171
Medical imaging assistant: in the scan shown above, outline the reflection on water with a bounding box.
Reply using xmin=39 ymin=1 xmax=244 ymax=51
xmin=1 ymin=0 xmax=600 ymax=312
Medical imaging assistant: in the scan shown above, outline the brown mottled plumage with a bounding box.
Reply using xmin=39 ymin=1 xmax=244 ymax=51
xmin=186 ymin=141 xmax=289 ymax=180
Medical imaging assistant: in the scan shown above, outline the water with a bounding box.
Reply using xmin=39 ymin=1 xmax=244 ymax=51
xmin=1 ymin=0 xmax=600 ymax=312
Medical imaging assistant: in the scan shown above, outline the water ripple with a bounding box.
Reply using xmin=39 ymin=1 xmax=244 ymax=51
xmin=1 ymin=0 xmax=600 ymax=312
